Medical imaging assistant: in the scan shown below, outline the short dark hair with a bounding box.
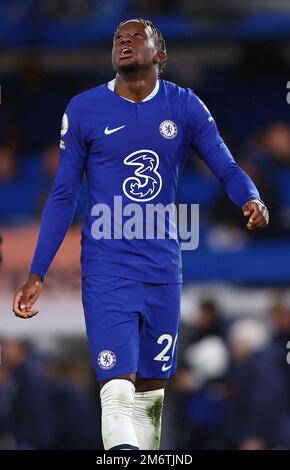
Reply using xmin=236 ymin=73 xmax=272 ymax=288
xmin=115 ymin=18 xmax=167 ymax=74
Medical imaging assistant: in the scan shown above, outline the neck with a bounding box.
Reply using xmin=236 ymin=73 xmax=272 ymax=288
xmin=114 ymin=69 xmax=158 ymax=102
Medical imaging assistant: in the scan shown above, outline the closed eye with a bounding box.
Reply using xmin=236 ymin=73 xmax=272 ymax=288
xmin=114 ymin=31 xmax=145 ymax=41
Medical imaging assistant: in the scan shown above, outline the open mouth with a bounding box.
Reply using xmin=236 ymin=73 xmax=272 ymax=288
xmin=119 ymin=47 xmax=133 ymax=59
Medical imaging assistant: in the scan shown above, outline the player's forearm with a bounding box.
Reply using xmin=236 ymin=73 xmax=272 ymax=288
xmin=201 ymin=142 xmax=261 ymax=207
xmin=219 ymin=161 xmax=261 ymax=208
xmin=30 ymin=196 xmax=78 ymax=279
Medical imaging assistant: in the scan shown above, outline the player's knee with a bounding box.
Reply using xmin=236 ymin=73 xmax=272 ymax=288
xmin=100 ymin=378 xmax=135 ymax=414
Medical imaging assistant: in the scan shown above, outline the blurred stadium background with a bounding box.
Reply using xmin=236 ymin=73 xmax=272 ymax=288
xmin=1 ymin=0 xmax=290 ymax=450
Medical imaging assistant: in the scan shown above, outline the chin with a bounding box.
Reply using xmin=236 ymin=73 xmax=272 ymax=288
xmin=117 ymin=60 xmax=140 ymax=74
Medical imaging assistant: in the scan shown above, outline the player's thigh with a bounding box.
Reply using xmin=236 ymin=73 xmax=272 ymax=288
xmin=82 ymin=275 xmax=141 ymax=383
xmin=137 ymin=282 xmax=181 ymax=380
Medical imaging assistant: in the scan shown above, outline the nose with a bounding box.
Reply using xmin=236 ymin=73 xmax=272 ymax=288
xmin=120 ymin=35 xmax=132 ymax=45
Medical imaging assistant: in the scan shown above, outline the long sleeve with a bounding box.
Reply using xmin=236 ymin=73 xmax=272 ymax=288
xmin=30 ymin=163 xmax=84 ymax=279
xmin=30 ymin=96 xmax=88 ymax=279
xmin=187 ymin=91 xmax=261 ymax=207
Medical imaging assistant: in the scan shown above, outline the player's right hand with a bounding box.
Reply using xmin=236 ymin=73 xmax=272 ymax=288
xmin=12 ymin=274 xmax=43 ymax=319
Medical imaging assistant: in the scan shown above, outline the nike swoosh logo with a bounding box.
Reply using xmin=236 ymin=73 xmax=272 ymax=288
xmin=162 ymin=363 xmax=172 ymax=372
xmin=104 ymin=125 xmax=126 ymax=135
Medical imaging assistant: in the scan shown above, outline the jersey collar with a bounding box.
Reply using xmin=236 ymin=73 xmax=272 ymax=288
xmin=107 ymin=78 xmax=160 ymax=103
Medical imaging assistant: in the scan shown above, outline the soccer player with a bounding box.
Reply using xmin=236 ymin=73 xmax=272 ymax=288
xmin=13 ymin=18 xmax=269 ymax=450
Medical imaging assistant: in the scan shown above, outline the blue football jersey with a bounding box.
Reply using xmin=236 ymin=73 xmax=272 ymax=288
xmin=30 ymin=79 xmax=260 ymax=282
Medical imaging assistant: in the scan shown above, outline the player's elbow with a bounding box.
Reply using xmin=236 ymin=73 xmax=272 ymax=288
xmin=219 ymin=161 xmax=242 ymax=186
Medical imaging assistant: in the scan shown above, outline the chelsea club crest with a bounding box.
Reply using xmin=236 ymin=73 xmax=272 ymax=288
xmin=98 ymin=350 xmax=117 ymax=370
xmin=159 ymin=120 xmax=178 ymax=139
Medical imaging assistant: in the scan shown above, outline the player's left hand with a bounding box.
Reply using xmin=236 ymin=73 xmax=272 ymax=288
xmin=243 ymin=199 xmax=269 ymax=230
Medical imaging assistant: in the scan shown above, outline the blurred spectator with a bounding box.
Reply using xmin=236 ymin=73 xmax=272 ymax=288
xmin=0 ymin=147 xmax=18 ymax=182
xmin=192 ymin=299 xmax=227 ymax=340
xmin=225 ymin=318 xmax=290 ymax=449
xmin=228 ymin=318 xmax=268 ymax=362
xmin=172 ymin=334 xmax=229 ymax=449
xmin=183 ymin=336 xmax=229 ymax=387
xmin=268 ymin=303 xmax=290 ymax=414
xmin=179 ymin=300 xmax=227 ymax=355
xmin=1 ymin=339 xmax=54 ymax=449
xmin=249 ymin=122 xmax=290 ymax=231
xmin=261 ymin=122 xmax=290 ymax=169
xmin=0 ymin=339 xmax=103 ymax=449
xmin=45 ymin=356 xmax=102 ymax=449
xmin=270 ymin=302 xmax=290 ymax=346
xmin=42 ymin=143 xmax=59 ymax=179
xmin=171 ymin=300 xmax=229 ymax=449
xmin=0 ymin=364 xmax=16 ymax=449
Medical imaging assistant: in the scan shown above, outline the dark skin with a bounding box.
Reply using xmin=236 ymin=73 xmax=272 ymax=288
xmin=12 ymin=21 xmax=269 ymax=393
xmin=243 ymin=199 xmax=269 ymax=230
xmin=112 ymin=21 xmax=166 ymax=103
xmin=0 ymin=235 xmax=2 ymax=265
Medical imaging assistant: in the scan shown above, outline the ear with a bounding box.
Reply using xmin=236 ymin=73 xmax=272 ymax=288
xmin=153 ymin=50 xmax=167 ymax=68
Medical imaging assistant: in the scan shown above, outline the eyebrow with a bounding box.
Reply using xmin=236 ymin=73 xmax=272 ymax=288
xmin=114 ymin=26 xmax=147 ymax=39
